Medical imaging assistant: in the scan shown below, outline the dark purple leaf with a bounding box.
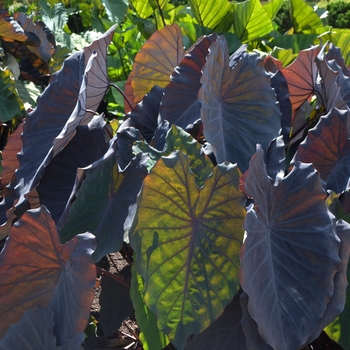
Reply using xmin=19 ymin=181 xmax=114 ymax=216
xmin=159 ymin=33 xmax=218 ymax=128
xmin=292 ymin=108 xmax=350 ymax=194
xmin=199 ymin=36 xmax=281 ymax=172
xmin=240 ymin=145 xmax=341 ymax=350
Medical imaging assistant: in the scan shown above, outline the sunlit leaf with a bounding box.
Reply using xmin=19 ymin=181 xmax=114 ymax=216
xmin=0 ymin=306 xmax=84 ymax=350
xmin=290 ymin=0 xmax=325 ymax=34
xmin=199 ymin=36 xmax=281 ymax=172
xmin=159 ymin=33 xmax=218 ymax=128
xmin=0 ymin=206 xmax=96 ymax=344
xmin=263 ymin=0 xmax=284 ymax=20
xmin=130 ymin=151 xmax=246 ymax=349
xmin=131 ymin=0 xmax=169 ymax=19
xmin=189 ymin=0 xmax=232 ymax=29
xmin=0 ymin=9 xmax=28 ymax=42
xmin=292 ymin=108 xmax=350 ymax=194
xmin=281 ymin=46 xmax=319 ymax=115
xmin=232 ymin=0 xmax=274 ymax=43
xmin=130 ymin=264 xmax=169 ymax=350
xmin=240 ymin=145 xmax=341 ymax=350
xmin=129 ymin=24 xmax=184 ymax=104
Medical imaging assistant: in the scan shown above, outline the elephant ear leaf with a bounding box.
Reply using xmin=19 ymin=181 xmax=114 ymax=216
xmin=199 ymin=36 xmax=281 ymax=172
xmin=0 ymin=205 xmax=96 ymax=345
xmin=292 ymin=108 xmax=350 ymax=194
xmin=130 ymin=150 xmax=246 ymax=349
xmin=240 ymin=145 xmax=342 ymax=350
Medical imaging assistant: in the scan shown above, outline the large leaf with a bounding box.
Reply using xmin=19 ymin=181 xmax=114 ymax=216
xmin=130 ymin=151 xmax=246 ymax=349
xmin=37 ymin=115 xmax=108 ymax=224
xmin=292 ymin=108 xmax=350 ymax=194
xmin=281 ymin=45 xmax=319 ymax=115
xmin=290 ymin=0 xmax=325 ymax=34
xmin=189 ymin=0 xmax=232 ymax=29
xmin=101 ymin=0 xmax=128 ymax=23
xmin=232 ymin=0 xmax=274 ymax=43
xmin=129 ymin=24 xmax=184 ymax=104
xmin=159 ymin=33 xmax=218 ymax=128
xmin=59 ymin=139 xmax=148 ymax=262
xmin=0 ymin=9 xmax=28 ymax=42
xmin=0 ymin=306 xmax=83 ymax=350
xmin=186 ymin=289 xmax=248 ymax=350
xmin=15 ymin=28 xmax=114 ymax=214
xmin=240 ymin=145 xmax=342 ymax=350
xmin=131 ymin=0 xmax=169 ymax=19
xmin=199 ymin=36 xmax=281 ymax=172
xmin=0 ymin=206 xmax=96 ymax=344
xmin=130 ymin=265 xmax=169 ymax=350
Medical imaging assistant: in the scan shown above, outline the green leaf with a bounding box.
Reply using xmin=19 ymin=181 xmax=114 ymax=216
xmin=100 ymin=0 xmax=128 ymax=24
xmin=290 ymin=0 xmax=325 ymax=34
xmin=189 ymin=0 xmax=232 ymax=29
xmin=269 ymin=33 xmax=318 ymax=53
xmin=263 ymin=0 xmax=284 ymax=21
xmin=232 ymin=0 xmax=274 ymax=43
xmin=270 ymin=47 xmax=296 ymax=67
xmin=130 ymin=151 xmax=246 ymax=349
xmin=130 ymin=264 xmax=169 ymax=350
xmin=0 ymin=67 xmax=25 ymax=122
xmin=322 ymin=29 xmax=350 ymax=67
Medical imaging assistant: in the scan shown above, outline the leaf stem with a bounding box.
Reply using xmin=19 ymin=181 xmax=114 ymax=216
xmin=109 ymin=83 xmax=134 ymax=111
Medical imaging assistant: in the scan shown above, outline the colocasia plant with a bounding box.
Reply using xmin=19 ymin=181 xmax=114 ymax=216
xmin=0 ymin=12 xmax=350 ymax=350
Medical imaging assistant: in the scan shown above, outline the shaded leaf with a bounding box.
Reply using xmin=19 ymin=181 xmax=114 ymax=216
xmin=292 ymin=108 xmax=350 ymax=194
xmin=232 ymin=0 xmax=274 ymax=43
xmin=0 ymin=305 xmax=83 ymax=350
xmin=130 ymin=264 xmax=169 ymax=350
xmin=130 ymin=151 xmax=246 ymax=349
xmin=101 ymin=0 xmax=128 ymax=24
xmin=186 ymin=289 xmax=248 ymax=350
xmin=129 ymin=85 xmax=164 ymax=142
xmin=129 ymin=24 xmax=184 ymax=104
xmin=240 ymin=145 xmax=341 ymax=350
xmin=0 ymin=206 xmax=96 ymax=344
xmin=159 ymin=33 xmax=218 ymax=128
xmin=189 ymin=0 xmax=232 ymax=29
xmin=37 ymin=115 xmax=108 ymax=224
xmin=240 ymin=292 xmax=273 ymax=350
xmin=59 ymin=141 xmax=148 ymax=262
xmin=199 ymin=36 xmax=281 ymax=172
xmin=99 ymin=273 xmax=133 ymax=337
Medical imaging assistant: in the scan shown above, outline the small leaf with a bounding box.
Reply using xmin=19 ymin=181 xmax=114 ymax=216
xmin=130 ymin=151 xmax=246 ymax=349
xmin=240 ymin=145 xmax=341 ymax=350
xmin=0 ymin=206 xmax=96 ymax=344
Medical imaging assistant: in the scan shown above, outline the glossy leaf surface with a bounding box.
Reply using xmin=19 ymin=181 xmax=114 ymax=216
xmin=240 ymin=145 xmax=341 ymax=350
xmin=129 ymin=24 xmax=184 ymax=104
xmin=130 ymin=151 xmax=246 ymax=349
xmin=0 ymin=206 xmax=96 ymax=343
xmin=293 ymin=108 xmax=350 ymax=194
xmin=199 ymin=36 xmax=281 ymax=172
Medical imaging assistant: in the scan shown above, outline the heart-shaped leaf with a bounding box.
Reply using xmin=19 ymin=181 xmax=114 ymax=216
xmin=0 ymin=205 xmax=96 ymax=344
xmin=199 ymin=36 xmax=281 ymax=172
xmin=292 ymin=108 xmax=350 ymax=194
xmin=130 ymin=151 xmax=246 ymax=349
xmin=129 ymin=24 xmax=184 ymax=104
xmin=240 ymin=145 xmax=341 ymax=350
xmin=159 ymin=33 xmax=218 ymax=128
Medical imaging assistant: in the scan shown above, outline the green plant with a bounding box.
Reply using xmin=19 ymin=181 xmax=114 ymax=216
xmin=1 ymin=1 xmax=350 ymax=350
